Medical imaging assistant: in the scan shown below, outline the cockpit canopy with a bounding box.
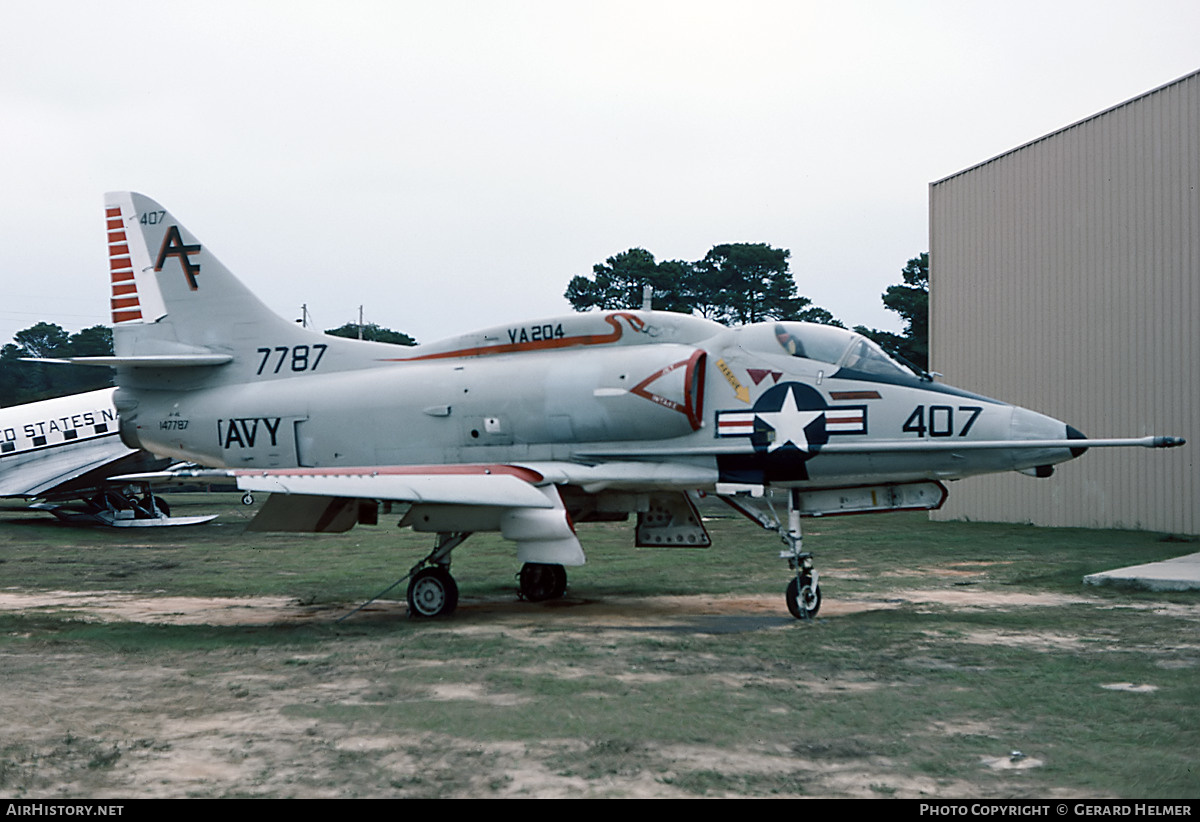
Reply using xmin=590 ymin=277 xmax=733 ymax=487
xmin=748 ymin=322 xmax=916 ymax=378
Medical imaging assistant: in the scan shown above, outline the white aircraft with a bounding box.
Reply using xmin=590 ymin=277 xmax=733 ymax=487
xmin=58 ymin=192 xmax=1183 ymax=617
xmin=0 ymin=388 xmax=213 ymax=526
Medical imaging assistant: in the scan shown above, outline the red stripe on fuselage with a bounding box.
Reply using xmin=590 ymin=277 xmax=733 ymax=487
xmin=229 ymin=464 xmax=546 ymax=484
xmin=378 ymin=313 xmax=647 ymax=362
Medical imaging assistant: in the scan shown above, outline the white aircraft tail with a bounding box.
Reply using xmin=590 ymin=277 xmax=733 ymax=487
xmin=104 ymin=192 xmax=400 ymax=382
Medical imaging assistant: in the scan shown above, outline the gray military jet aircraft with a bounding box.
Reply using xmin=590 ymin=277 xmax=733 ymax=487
xmin=65 ymin=192 xmax=1183 ymax=617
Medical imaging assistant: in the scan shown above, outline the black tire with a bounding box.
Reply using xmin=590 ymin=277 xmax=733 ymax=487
xmin=785 ymin=576 xmax=821 ymax=620
xmin=518 ymin=563 xmax=567 ymax=602
xmin=129 ymin=494 xmax=169 ymax=519
xmin=407 ymin=567 xmax=459 ymax=618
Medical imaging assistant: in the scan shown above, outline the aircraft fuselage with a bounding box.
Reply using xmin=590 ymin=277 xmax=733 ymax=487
xmin=116 ymin=312 xmax=1077 ymax=491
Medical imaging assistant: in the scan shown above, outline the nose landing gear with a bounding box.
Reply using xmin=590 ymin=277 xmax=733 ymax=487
xmin=784 ymin=555 xmax=820 ymax=620
xmin=718 ymin=487 xmax=821 ymax=620
xmin=780 ymin=490 xmax=820 ymax=620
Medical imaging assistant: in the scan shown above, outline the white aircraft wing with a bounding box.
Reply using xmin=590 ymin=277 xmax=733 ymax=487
xmin=116 ymin=460 xmax=724 ymax=504
xmin=117 ymin=463 xmax=587 ymax=564
xmin=0 ymin=436 xmax=136 ymax=498
xmin=237 ymin=467 xmax=557 ymax=508
xmin=125 ymin=464 xmax=558 ymax=509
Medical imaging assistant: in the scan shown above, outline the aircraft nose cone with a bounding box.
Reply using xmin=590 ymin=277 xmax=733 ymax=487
xmin=1009 ymin=406 xmax=1083 ymax=469
xmin=1010 ymin=405 xmax=1070 ymax=441
xmin=1066 ymin=424 xmax=1089 ymax=458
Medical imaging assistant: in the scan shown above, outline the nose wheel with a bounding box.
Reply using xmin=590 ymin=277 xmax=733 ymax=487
xmin=785 ymin=570 xmax=820 ymax=620
xmin=717 ymin=488 xmax=826 ymax=620
xmin=780 ymin=490 xmax=819 ymax=620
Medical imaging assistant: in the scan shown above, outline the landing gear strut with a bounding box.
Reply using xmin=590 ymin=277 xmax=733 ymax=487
xmin=405 ymin=532 xmax=470 ymax=618
xmin=718 ymin=489 xmax=822 ymax=620
xmin=517 ymin=563 xmax=567 ymax=602
xmin=132 ymin=493 xmax=170 ymax=518
xmin=780 ymin=489 xmax=820 ymax=620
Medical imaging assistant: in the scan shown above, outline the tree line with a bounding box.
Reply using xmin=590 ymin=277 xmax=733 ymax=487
xmin=0 ymin=322 xmax=417 ymax=407
xmin=0 ymin=323 xmax=116 ymax=406
xmin=566 ymin=243 xmax=928 ymax=370
xmin=0 ymin=247 xmax=927 ymax=407
xmin=565 ymin=243 xmax=842 ymax=327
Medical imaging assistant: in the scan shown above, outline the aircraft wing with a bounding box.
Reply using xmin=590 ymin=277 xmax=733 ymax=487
xmin=116 ymin=460 xmax=720 ymax=502
xmin=122 ymin=464 xmax=559 ymax=508
xmin=232 ymin=465 xmax=557 ymax=508
xmin=0 ymin=436 xmax=138 ymax=498
xmin=115 ymin=463 xmax=590 ymax=565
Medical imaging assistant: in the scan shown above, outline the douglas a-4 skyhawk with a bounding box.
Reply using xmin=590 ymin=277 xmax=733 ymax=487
xmin=54 ymin=192 xmax=1184 ymax=618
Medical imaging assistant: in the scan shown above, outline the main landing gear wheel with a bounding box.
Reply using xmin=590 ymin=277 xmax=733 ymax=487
xmin=518 ymin=563 xmax=567 ymax=602
xmin=142 ymin=495 xmax=170 ymax=517
xmin=785 ymin=576 xmax=821 ymax=620
xmin=407 ymin=566 xmax=459 ymax=618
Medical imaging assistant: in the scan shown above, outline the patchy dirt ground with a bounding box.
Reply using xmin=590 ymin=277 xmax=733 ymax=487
xmin=0 ymin=591 xmax=813 ymax=798
xmin=0 ymin=587 xmax=1192 ymax=799
xmin=0 ymin=586 xmax=1103 ymax=626
xmin=0 ymin=588 xmax=895 ymax=626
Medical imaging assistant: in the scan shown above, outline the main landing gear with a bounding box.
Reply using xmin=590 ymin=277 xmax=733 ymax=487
xmin=85 ymin=490 xmax=171 ymax=519
xmin=405 ymin=532 xmax=470 ymax=618
xmin=407 ymin=565 xmax=459 ymax=618
xmin=396 ymin=535 xmax=570 ymax=619
xmin=517 ymin=562 xmax=567 ymax=602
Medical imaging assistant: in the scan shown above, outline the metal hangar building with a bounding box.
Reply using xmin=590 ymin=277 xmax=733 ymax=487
xmin=928 ymin=69 xmax=1198 ymax=535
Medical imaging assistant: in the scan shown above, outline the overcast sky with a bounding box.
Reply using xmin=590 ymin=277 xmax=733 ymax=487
xmin=2 ymin=0 xmax=1198 ymax=348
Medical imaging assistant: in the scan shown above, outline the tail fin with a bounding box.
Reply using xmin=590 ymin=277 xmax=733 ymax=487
xmin=104 ymin=192 xmax=397 ymax=380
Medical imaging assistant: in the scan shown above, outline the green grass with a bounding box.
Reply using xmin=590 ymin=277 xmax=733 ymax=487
xmin=2 ymin=492 xmax=1191 ymax=602
xmin=0 ymin=492 xmax=1196 ymax=797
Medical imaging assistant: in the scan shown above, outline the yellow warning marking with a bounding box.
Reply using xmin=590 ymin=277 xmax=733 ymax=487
xmin=716 ymin=359 xmax=750 ymax=403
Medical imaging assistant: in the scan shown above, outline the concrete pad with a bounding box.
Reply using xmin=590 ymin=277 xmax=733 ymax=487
xmin=1084 ymin=551 xmax=1200 ymax=591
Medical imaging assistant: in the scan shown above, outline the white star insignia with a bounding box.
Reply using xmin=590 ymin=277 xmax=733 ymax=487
xmin=755 ymin=385 xmax=824 ymax=452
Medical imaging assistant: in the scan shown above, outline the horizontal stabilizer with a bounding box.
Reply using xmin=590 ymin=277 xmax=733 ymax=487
xmin=25 ymin=354 xmax=233 ymax=369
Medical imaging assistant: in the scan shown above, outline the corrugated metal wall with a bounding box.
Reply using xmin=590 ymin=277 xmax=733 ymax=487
xmin=929 ymin=70 xmax=1199 ymax=535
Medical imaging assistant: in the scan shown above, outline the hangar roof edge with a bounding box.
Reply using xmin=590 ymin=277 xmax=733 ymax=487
xmin=930 ymin=67 xmax=1200 ymax=188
